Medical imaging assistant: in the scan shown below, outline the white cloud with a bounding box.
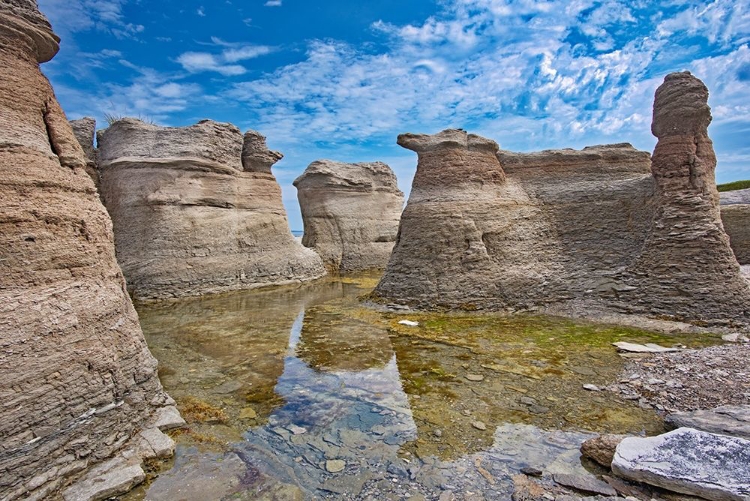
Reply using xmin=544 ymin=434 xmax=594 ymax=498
xmin=39 ymin=0 xmax=144 ymax=40
xmin=197 ymin=6 xmax=205 ymax=17
xmin=176 ymin=38 xmax=275 ymax=74
xmin=264 ymin=0 xmax=282 ymax=6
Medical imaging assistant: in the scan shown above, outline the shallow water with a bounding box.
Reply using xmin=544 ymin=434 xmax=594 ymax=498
xmin=125 ymin=273 xmax=719 ymax=500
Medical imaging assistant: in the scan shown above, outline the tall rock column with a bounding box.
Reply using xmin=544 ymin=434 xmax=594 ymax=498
xmin=97 ymin=120 xmax=326 ymax=299
xmin=623 ymin=71 xmax=750 ymax=323
xmin=294 ymin=160 xmax=404 ymax=272
xmin=0 ymin=2 xmax=177 ymax=499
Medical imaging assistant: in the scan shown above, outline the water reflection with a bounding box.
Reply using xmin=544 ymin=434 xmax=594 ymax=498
xmin=131 ymin=274 xmax=717 ymax=500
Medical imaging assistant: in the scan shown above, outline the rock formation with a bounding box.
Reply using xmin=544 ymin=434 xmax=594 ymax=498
xmin=621 ymin=71 xmax=750 ymax=322
xmin=293 ymin=160 xmax=404 ymax=272
xmin=96 ymin=119 xmax=326 ymax=299
xmin=69 ymin=117 xmax=97 ymax=185
xmin=720 ymin=188 xmax=750 ymax=264
xmin=0 ymin=2 xmax=179 ymax=500
xmin=374 ymin=73 xmax=750 ymax=325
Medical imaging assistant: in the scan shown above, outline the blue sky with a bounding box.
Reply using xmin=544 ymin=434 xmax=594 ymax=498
xmin=38 ymin=0 xmax=750 ymax=231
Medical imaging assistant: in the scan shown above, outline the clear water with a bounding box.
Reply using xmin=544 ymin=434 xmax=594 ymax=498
xmin=125 ymin=273 xmax=719 ymax=500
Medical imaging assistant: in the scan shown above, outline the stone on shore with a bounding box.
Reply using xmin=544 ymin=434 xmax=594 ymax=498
xmin=580 ymin=434 xmax=626 ymax=468
xmin=294 ymin=160 xmax=404 ymax=272
xmin=96 ymin=119 xmax=326 ymax=299
xmin=665 ymin=405 xmax=750 ymax=439
xmin=611 ymin=427 xmax=750 ymax=501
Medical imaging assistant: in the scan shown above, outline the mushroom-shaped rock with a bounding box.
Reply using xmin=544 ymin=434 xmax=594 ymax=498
xmin=242 ymin=130 xmax=283 ymax=173
xmin=0 ymin=2 xmax=176 ymax=500
xmin=294 ymin=160 xmax=404 ymax=272
xmin=96 ymin=119 xmax=326 ymax=299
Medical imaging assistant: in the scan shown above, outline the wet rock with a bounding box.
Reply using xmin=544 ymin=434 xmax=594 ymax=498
xmin=294 ymin=160 xmax=404 ymax=272
xmin=62 ymin=457 xmax=145 ymax=501
xmin=511 ymin=474 xmax=547 ymax=501
xmin=552 ymin=474 xmax=617 ymax=497
xmin=580 ymin=435 xmax=626 ymax=468
xmin=520 ymin=467 xmax=543 ymax=477
xmin=152 ymin=406 xmax=187 ymax=431
xmin=325 ymin=459 xmax=346 ymax=473
xmin=601 ymin=475 xmax=653 ymax=501
xmin=612 ymin=427 xmax=750 ymax=500
xmin=665 ymin=405 xmax=750 ymax=439
xmin=239 ymin=407 xmax=258 ymax=420
xmin=137 ymin=428 xmax=175 ymax=459
xmin=288 ymin=424 xmax=307 ymax=435
xmin=145 ymin=452 xmax=247 ymax=500
xmin=96 ymin=120 xmax=325 ymax=299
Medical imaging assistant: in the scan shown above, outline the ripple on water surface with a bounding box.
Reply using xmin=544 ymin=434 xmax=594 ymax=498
xmin=124 ymin=273 xmax=720 ymax=500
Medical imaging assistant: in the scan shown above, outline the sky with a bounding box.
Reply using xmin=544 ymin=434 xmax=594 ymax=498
xmin=38 ymin=0 xmax=750 ymax=231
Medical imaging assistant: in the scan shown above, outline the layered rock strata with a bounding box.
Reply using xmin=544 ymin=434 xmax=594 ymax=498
xmin=69 ymin=117 xmax=97 ymax=185
xmin=294 ymin=160 xmax=404 ymax=272
xmin=97 ymin=119 xmax=325 ymax=299
xmin=374 ymin=73 xmax=750 ymax=325
xmin=0 ymin=2 xmax=178 ymax=500
xmin=720 ymin=188 xmax=750 ymax=264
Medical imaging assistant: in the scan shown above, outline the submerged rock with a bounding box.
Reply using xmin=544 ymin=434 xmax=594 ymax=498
xmin=294 ymin=160 xmax=404 ymax=272
xmin=96 ymin=119 xmax=326 ymax=299
xmin=0 ymin=2 xmax=177 ymax=499
xmin=374 ymin=73 xmax=750 ymax=326
xmin=612 ymin=427 xmax=750 ymax=500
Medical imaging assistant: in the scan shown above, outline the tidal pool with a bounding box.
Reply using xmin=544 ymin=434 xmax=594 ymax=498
xmin=125 ymin=273 xmax=719 ymax=500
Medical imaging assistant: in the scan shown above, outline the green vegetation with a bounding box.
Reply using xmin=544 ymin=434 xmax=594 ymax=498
xmin=717 ymin=180 xmax=750 ymax=192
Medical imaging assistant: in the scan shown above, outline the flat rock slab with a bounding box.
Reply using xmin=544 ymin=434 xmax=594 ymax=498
xmin=612 ymin=427 xmax=750 ymax=501
xmin=552 ymin=473 xmax=617 ymax=497
xmin=63 ymin=457 xmax=145 ymax=501
xmin=666 ymin=405 xmax=750 ymax=439
xmin=612 ymin=342 xmax=681 ymax=353
xmin=145 ymin=452 xmax=247 ymax=500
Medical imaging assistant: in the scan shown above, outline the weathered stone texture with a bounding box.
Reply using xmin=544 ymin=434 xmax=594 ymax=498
xmin=96 ymin=119 xmax=326 ymax=299
xmin=69 ymin=117 xmax=98 ymax=186
xmin=612 ymin=428 xmax=750 ymax=500
xmin=0 ymin=2 xmax=175 ymax=499
xmin=374 ymin=132 xmax=655 ymax=312
xmin=374 ymin=73 xmax=750 ymax=326
xmin=720 ymin=188 xmax=750 ymax=265
xmin=294 ymin=160 xmax=404 ymax=272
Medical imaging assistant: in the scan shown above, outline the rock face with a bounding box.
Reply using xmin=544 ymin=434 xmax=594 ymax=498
xmin=96 ymin=119 xmax=326 ymax=299
xmin=0 ymin=2 xmax=177 ymax=500
xmin=293 ymin=160 xmax=404 ymax=272
xmin=720 ymin=188 xmax=750 ymax=264
xmin=612 ymin=428 xmax=750 ymax=500
xmin=69 ymin=117 xmax=97 ymax=185
xmin=374 ymin=73 xmax=750 ymax=326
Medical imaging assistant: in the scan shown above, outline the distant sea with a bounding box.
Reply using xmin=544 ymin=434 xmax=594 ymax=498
xmin=292 ymin=230 xmax=303 ymax=237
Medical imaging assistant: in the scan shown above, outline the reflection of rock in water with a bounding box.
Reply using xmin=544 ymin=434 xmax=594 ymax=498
xmin=295 ymin=306 xmax=395 ymax=372
xmin=236 ymin=321 xmax=418 ymax=498
xmin=136 ymin=279 xmax=350 ymax=425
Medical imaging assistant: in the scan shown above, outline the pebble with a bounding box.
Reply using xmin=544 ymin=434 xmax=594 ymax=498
xmin=465 ymin=374 xmax=485 ymax=382
xmin=238 ymin=407 xmax=257 ymax=419
xmin=520 ymin=466 xmax=543 ymax=477
xmin=325 ymin=459 xmax=346 ymax=473
xmin=398 ymin=320 xmax=419 ymax=327
xmin=583 ymin=384 xmax=600 ymax=391
xmin=287 ymin=424 xmax=307 ymax=435
xmin=471 ymin=421 xmax=487 ymax=431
